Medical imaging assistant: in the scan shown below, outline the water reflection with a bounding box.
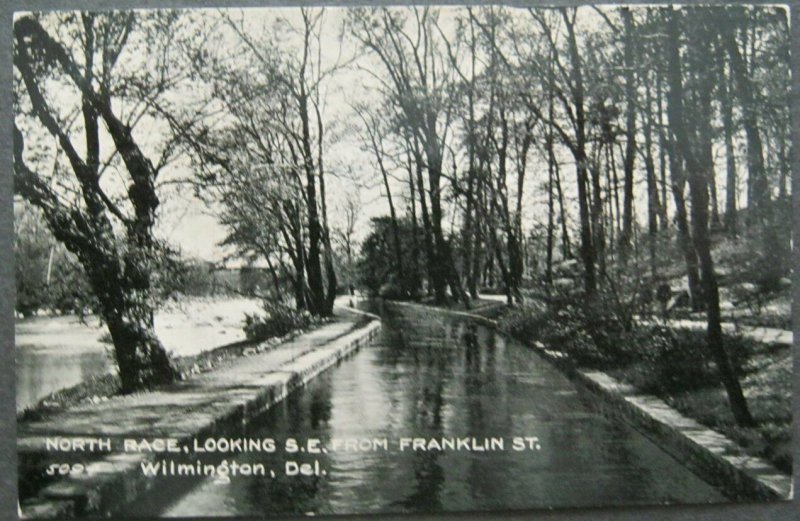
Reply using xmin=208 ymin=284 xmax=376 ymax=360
xmin=149 ymin=308 xmax=726 ymax=517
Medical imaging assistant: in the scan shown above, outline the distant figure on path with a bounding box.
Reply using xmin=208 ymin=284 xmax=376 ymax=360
xmin=656 ymin=282 xmax=672 ymax=322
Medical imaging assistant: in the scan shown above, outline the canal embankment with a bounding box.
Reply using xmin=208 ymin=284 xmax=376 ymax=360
xmin=383 ymin=300 xmax=792 ymax=502
xmin=17 ymin=307 xmax=381 ymax=518
xmin=138 ymin=299 xmax=728 ymax=516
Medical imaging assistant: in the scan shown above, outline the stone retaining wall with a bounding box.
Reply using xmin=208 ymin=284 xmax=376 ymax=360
xmin=540 ymin=354 xmax=792 ymax=501
xmin=381 ymin=299 xmax=505 ymax=328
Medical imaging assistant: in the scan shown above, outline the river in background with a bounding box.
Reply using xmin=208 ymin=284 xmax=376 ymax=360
xmin=130 ymin=306 xmax=726 ymax=517
xmin=15 ymin=297 xmax=261 ymax=411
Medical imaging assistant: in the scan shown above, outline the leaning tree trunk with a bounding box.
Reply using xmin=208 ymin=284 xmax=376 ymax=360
xmin=13 ymin=16 xmax=178 ymax=393
xmin=665 ymin=8 xmax=754 ymax=427
xmin=105 ymin=309 xmax=176 ymax=393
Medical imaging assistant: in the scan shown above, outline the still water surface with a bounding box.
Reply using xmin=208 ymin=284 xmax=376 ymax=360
xmin=138 ymin=309 xmax=726 ymax=516
xmin=15 ymin=298 xmax=261 ymax=410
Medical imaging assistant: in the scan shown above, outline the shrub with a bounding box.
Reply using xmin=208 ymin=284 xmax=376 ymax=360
xmin=498 ymin=298 xmax=633 ymax=368
xmin=619 ymin=327 xmax=752 ymax=395
xmin=497 ymin=303 xmax=548 ymax=342
xmin=378 ymin=278 xmax=405 ymax=299
xmin=622 ymin=326 xmax=711 ymax=394
xmin=243 ymin=301 xmax=312 ymax=342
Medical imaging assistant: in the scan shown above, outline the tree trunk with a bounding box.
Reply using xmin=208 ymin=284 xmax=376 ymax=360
xmin=494 ymin=109 xmax=523 ymax=301
xmin=463 ymin=28 xmax=479 ymax=300
xmin=106 ymin=313 xmax=176 ymax=394
xmin=289 ymin=212 xmax=307 ymax=311
xmin=723 ymin=9 xmax=787 ymax=285
xmin=470 ymin=176 xmax=485 ymax=297
xmin=14 ymin=17 xmax=178 ymax=392
xmin=589 ymin=158 xmax=606 ymax=277
xmin=554 ymin=155 xmax=571 ymax=259
xmin=656 ymin=67 xmax=669 ymax=230
xmin=610 ymin=145 xmax=622 ymax=243
xmin=376 ymin=133 xmax=405 ymax=296
xmin=721 ymin=57 xmax=738 ymax=234
xmin=645 ymin=128 xmax=658 ymax=278
xmin=664 ymin=8 xmax=754 ymax=427
xmin=412 ymin=142 xmax=441 ymax=301
xmin=546 ymin=135 xmax=556 ymax=292
xmin=563 ymin=9 xmax=596 ymax=295
xmin=315 ymin=105 xmax=337 ymax=316
xmin=723 ymin=14 xmax=769 ymax=224
xmin=643 ymin=67 xmax=662 ymax=242
xmin=575 ymin=153 xmax=596 ymax=295
xmin=298 ymin=93 xmax=326 ymax=316
xmin=620 ymin=7 xmax=637 ymax=255
xmin=406 ymin=152 xmax=423 ymax=296
xmin=697 ymin=76 xmax=721 ymax=230
xmin=264 ymin=255 xmax=282 ymax=299
xmin=428 ymin=174 xmax=450 ymax=304
xmin=668 ymin=145 xmax=704 ymax=310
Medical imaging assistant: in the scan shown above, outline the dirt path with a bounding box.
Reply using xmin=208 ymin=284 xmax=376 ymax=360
xmin=639 ymin=318 xmax=792 ymax=347
xmin=18 ymin=306 xmax=370 ymax=445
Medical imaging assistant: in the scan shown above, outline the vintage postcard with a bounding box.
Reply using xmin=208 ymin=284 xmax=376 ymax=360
xmin=12 ymin=2 xmax=793 ymax=518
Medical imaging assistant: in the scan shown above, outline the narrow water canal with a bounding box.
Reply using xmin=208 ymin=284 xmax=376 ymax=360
xmin=135 ymin=307 xmax=726 ymax=516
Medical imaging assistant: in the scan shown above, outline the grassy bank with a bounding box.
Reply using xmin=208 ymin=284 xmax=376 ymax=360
xmin=498 ymin=302 xmax=792 ymax=474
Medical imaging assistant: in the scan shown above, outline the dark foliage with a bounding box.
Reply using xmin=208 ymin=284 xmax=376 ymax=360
xmin=243 ymin=301 xmax=313 ymax=342
xmin=499 ymin=295 xmax=752 ymax=394
xmin=358 ymin=216 xmax=424 ymax=299
xmin=15 ymin=203 xmax=98 ymax=316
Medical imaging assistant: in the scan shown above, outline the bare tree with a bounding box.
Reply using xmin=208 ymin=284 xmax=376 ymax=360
xmin=351 ymin=7 xmax=467 ymax=306
xmin=180 ymin=8 xmax=348 ymax=316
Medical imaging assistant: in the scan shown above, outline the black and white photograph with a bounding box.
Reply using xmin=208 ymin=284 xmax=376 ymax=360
xmin=10 ymin=2 xmax=795 ymax=518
